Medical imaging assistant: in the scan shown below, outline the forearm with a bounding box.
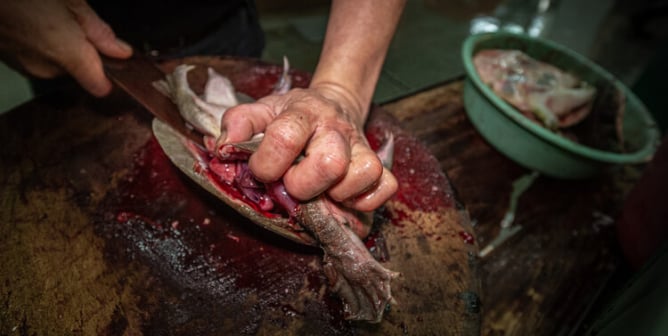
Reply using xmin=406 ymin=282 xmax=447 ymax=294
xmin=310 ymin=0 xmax=405 ymax=126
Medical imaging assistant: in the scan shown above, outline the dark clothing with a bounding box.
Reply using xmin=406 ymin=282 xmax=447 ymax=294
xmin=88 ymin=0 xmax=264 ymax=58
xmin=153 ymin=2 xmax=265 ymax=60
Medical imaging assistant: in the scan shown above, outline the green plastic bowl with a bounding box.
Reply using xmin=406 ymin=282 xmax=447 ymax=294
xmin=462 ymin=32 xmax=660 ymax=179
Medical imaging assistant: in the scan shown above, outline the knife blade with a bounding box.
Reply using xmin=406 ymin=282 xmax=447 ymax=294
xmin=102 ymin=55 xmax=203 ymax=145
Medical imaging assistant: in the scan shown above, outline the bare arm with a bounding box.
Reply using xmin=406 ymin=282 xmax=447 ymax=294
xmin=311 ymin=0 xmax=406 ymax=125
xmin=221 ymin=0 xmax=405 ymax=211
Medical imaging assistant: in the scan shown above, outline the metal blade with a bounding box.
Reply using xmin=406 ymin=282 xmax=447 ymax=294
xmin=102 ymin=55 xmax=203 ymax=145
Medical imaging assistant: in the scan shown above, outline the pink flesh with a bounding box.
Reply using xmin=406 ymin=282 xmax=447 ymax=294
xmin=186 ymin=140 xmax=298 ymax=219
xmin=473 ymin=49 xmax=595 ymax=127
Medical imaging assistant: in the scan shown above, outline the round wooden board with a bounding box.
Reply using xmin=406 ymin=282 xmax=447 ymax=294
xmin=0 ymin=57 xmax=480 ymax=335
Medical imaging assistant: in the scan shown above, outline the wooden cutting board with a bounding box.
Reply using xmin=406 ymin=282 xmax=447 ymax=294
xmin=0 ymin=57 xmax=480 ymax=335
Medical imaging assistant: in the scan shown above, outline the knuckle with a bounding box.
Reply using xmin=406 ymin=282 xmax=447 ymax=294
xmin=265 ymin=128 xmax=301 ymax=155
xmin=265 ymin=120 xmax=309 ymax=153
xmin=313 ymin=151 xmax=348 ymax=183
xmin=353 ymin=169 xmax=398 ymax=212
xmin=222 ymin=104 xmax=250 ymax=121
xmin=327 ymin=156 xmax=384 ymax=203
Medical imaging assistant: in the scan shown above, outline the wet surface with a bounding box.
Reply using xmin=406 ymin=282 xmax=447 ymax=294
xmin=92 ymin=103 xmax=479 ymax=334
xmin=97 ymin=136 xmax=349 ymax=334
xmin=86 ymin=57 xmax=480 ymax=334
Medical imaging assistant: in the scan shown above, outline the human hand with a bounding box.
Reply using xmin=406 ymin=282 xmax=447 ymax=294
xmin=0 ymin=0 xmax=132 ymax=96
xmin=219 ymin=83 xmax=398 ymax=212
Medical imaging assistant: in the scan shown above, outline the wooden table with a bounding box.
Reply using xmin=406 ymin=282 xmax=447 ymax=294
xmin=383 ymin=81 xmax=636 ymax=335
xmin=0 ymin=59 xmax=634 ymax=335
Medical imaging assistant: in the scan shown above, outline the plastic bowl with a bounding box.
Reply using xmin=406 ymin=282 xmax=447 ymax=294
xmin=461 ymin=32 xmax=660 ymax=179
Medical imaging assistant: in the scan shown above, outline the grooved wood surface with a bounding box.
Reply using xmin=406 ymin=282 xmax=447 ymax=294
xmin=0 ymin=58 xmax=481 ymax=335
xmin=383 ymin=81 xmax=635 ymax=335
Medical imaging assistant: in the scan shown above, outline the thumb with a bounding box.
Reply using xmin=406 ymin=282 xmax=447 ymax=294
xmin=66 ymin=0 xmax=133 ymax=59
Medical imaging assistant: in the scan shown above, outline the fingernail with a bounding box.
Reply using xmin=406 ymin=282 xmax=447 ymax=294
xmin=116 ymin=38 xmax=133 ymax=54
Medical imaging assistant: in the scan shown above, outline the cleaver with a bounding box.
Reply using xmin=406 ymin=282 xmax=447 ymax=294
xmin=101 ymin=55 xmax=203 ymax=145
